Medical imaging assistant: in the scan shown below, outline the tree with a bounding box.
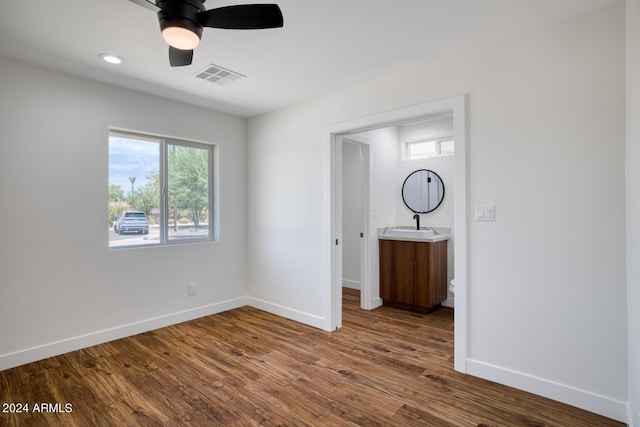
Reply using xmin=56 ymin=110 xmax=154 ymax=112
xmin=129 ymin=176 xmax=136 ymax=196
xmin=169 ymin=146 xmax=208 ymax=227
xmin=129 ymin=171 xmax=159 ymax=217
xmin=109 ymin=184 xmax=125 ymax=202
xmin=108 ymin=184 xmax=127 ymax=226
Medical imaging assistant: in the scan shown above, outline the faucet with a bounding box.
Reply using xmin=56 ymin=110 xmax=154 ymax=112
xmin=413 ymin=213 xmax=420 ymax=230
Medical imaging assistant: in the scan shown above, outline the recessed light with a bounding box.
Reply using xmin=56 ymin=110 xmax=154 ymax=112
xmin=99 ymin=53 xmax=125 ymax=65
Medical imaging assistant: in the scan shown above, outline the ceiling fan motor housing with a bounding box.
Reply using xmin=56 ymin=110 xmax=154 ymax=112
xmin=157 ymin=0 xmax=206 ymax=41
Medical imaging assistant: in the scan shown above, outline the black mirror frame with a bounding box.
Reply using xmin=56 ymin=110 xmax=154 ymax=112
xmin=401 ymin=169 xmax=445 ymax=214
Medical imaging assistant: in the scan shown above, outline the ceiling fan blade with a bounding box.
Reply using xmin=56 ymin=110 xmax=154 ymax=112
xmin=199 ymin=4 xmax=283 ymax=29
xmin=169 ymin=46 xmax=193 ymax=67
xmin=128 ymin=0 xmax=161 ymax=13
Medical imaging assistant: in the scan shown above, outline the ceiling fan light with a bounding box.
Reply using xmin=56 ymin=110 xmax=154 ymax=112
xmin=162 ymin=26 xmax=200 ymax=50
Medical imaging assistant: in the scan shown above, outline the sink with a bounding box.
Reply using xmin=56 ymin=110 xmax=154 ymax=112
xmin=378 ymin=226 xmax=449 ymax=242
xmin=387 ymin=228 xmax=435 ymax=238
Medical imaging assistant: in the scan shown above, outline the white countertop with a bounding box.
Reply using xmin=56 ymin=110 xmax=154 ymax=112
xmin=377 ymin=226 xmax=450 ymax=243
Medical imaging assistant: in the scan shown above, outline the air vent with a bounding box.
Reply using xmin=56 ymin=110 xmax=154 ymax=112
xmin=194 ymin=64 xmax=245 ymax=86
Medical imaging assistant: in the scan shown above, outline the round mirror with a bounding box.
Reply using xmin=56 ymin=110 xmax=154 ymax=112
xmin=401 ymin=169 xmax=445 ymax=213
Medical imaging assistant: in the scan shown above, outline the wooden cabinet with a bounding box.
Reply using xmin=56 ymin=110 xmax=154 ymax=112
xmin=379 ymin=239 xmax=447 ymax=312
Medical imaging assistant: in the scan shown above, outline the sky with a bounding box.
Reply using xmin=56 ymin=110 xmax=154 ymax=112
xmin=108 ymin=135 xmax=159 ymax=198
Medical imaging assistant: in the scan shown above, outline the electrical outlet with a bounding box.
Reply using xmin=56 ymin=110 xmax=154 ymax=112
xmin=187 ymin=282 xmax=197 ymax=296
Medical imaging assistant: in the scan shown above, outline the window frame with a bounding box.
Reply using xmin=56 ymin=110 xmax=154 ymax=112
xmin=109 ymin=129 xmax=216 ymax=249
xmin=405 ymin=135 xmax=454 ymax=160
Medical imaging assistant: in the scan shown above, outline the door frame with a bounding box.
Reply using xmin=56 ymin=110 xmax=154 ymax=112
xmin=327 ymin=94 xmax=468 ymax=373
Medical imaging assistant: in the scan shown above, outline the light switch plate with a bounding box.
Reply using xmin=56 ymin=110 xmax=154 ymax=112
xmin=476 ymin=205 xmax=495 ymax=221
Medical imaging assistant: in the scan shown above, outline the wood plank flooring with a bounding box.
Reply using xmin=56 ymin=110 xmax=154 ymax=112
xmin=0 ymin=289 xmax=624 ymax=426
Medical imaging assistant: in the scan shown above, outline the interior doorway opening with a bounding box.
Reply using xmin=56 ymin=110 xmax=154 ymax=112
xmin=340 ymin=139 xmax=370 ymax=304
xmin=329 ymin=95 xmax=468 ymax=373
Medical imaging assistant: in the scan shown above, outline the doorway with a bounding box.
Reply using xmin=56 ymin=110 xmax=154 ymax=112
xmin=341 ymin=139 xmax=370 ymax=303
xmin=328 ymin=95 xmax=468 ymax=373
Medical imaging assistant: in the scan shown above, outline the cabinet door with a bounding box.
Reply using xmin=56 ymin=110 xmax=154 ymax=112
xmin=415 ymin=240 xmax=447 ymax=308
xmin=379 ymin=240 xmax=415 ymax=304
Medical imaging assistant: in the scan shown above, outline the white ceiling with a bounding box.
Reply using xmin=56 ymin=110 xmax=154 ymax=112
xmin=0 ymin=0 xmax=618 ymax=117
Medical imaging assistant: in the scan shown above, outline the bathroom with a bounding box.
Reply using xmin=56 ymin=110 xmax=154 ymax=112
xmin=341 ymin=112 xmax=455 ymax=309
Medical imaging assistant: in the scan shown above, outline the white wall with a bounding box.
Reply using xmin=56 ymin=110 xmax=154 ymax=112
xmin=398 ymin=116 xmax=453 ymax=147
xmin=367 ymin=118 xmax=456 ymax=305
xmin=248 ymin=3 xmax=627 ymax=422
xmin=627 ymin=0 xmax=640 ymax=425
xmin=397 ymin=117 xmax=455 ymax=229
xmin=0 ymin=57 xmax=249 ymax=369
xmin=358 ymin=127 xmax=402 ymax=309
xmin=350 ymin=127 xmax=401 ymax=229
xmin=397 ymin=118 xmax=456 ymax=306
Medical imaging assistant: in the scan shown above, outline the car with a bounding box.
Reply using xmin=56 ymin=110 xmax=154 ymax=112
xmin=114 ymin=211 xmax=149 ymax=234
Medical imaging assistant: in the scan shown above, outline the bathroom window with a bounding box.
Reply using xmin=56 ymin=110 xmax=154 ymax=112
xmin=108 ymin=130 xmax=215 ymax=248
xmin=406 ymin=136 xmax=454 ymax=160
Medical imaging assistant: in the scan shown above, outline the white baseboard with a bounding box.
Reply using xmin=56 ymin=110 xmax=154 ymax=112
xmin=441 ymin=296 xmax=454 ymax=308
xmin=342 ymin=279 xmax=361 ymax=290
xmin=466 ymin=359 xmax=629 ymax=424
xmin=247 ymin=297 xmax=330 ymax=331
xmin=0 ymin=297 xmax=248 ymax=372
xmin=370 ymin=297 xmax=383 ymax=310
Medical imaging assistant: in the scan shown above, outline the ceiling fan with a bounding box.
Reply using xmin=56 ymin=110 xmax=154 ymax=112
xmin=129 ymin=0 xmax=283 ymax=66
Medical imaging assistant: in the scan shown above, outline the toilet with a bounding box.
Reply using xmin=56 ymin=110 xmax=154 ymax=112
xmin=449 ymin=278 xmax=456 ymax=295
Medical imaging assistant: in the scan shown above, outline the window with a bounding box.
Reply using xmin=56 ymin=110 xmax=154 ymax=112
xmin=406 ymin=136 xmax=454 ymax=160
xmin=108 ymin=130 xmax=214 ymax=248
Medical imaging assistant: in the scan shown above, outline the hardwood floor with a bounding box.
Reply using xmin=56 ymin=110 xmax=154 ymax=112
xmin=0 ymin=289 xmax=624 ymax=426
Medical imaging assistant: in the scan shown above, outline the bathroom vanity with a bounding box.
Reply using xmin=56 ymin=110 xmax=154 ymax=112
xmin=378 ymin=227 xmax=449 ymax=312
